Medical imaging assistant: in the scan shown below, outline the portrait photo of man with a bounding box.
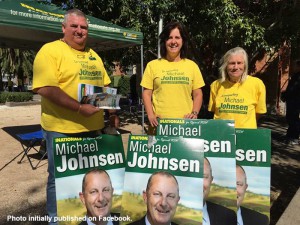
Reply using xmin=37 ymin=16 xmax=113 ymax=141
xmin=203 ymin=157 xmax=237 ymax=225
xmin=128 ymin=171 xmax=180 ymax=225
xmin=236 ymin=164 xmax=269 ymax=225
xmin=79 ymin=169 xmax=120 ymax=225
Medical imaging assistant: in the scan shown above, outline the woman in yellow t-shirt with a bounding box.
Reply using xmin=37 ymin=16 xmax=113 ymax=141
xmin=141 ymin=21 xmax=205 ymax=127
xmin=208 ymin=47 xmax=266 ymax=128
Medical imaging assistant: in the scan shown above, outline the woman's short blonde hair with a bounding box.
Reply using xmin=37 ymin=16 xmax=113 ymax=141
xmin=218 ymin=47 xmax=248 ymax=83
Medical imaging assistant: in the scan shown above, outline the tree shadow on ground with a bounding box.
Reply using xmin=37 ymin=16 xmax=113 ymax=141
xmin=259 ymin=115 xmax=300 ymax=225
xmin=0 ymin=182 xmax=47 ymax=225
xmin=1 ymin=204 xmax=47 ymax=225
xmin=112 ymin=103 xmax=147 ymax=133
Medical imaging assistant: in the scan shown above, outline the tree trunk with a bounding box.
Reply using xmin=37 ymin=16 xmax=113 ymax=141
xmin=0 ymin=66 xmax=4 ymax=91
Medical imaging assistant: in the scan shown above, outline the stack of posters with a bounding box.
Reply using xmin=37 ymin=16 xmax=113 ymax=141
xmin=121 ymin=135 xmax=204 ymax=225
xmin=51 ymin=119 xmax=271 ymax=225
xmin=157 ymin=119 xmax=237 ymax=224
xmin=53 ymin=135 xmax=126 ymax=225
xmin=157 ymin=119 xmax=236 ymax=207
xmin=235 ymin=128 xmax=271 ymax=225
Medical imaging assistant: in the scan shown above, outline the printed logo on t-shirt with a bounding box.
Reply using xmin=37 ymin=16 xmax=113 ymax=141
xmin=78 ymin=62 xmax=103 ymax=81
xmin=219 ymin=93 xmax=248 ymax=114
xmin=160 ymin=69 xmax=189 ymax=84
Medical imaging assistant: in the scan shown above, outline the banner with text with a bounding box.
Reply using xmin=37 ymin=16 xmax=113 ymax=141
xmin=157 ymin=119 xmax=236 ymax=213
xmin=53 ymin=135 xmax=126 ymax=225
xmin=236 ymin=129 xmax=271 ymax=224
xmin=121 ymin=135 xmax=204 ymax=225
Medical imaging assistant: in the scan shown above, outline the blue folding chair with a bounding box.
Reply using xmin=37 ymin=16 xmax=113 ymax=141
xmin=16 ymin=130 xmax=47 ymax=170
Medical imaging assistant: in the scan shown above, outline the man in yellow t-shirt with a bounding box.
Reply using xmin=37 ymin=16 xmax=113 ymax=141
xmin=32 ymin=9 xmax=116 ymax=225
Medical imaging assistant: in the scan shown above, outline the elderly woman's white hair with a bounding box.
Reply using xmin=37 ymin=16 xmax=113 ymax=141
xmin=218 ymin=47 xmax=249 ymax=83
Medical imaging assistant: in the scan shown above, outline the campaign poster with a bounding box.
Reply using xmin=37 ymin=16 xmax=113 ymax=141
xmin=157 ymin=119 xmax=237 ymax=213
xmin=121 ymin=135 xmax=204 ymax=225
xmin=53 ymin=135 xmax=126 ymax=225
xmin=236 ymin=129 xmax=271 ymax=224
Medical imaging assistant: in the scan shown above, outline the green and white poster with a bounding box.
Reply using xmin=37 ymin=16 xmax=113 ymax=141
xmin=121 ymin=135 xmax=204 ymax=225
xmin=157 ymin=119 xmax=237 ymax=224
xmin=53 ymin=135 xmax=126 ymax=225
xmin=157 ymin=119 xmax=236 ymax=208
xmin=236 ymin=129 xmax=271 ymax=224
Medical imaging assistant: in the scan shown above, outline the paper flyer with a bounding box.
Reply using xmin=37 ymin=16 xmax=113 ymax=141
xmin=53 ymin=135 xmax=126 ymax=225
xmin=78 ymin=83 xmax=121 ymax=109
xmin=157 ymin=119 xmax=237 ymax=223
xmin=235 ymin=129 xmax=271 ymax=225
xmin=121 ymin=135 xmax=204 ymax=225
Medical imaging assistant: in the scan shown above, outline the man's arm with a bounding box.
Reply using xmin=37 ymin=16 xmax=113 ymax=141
xmin=36 ymin=86 xmax=100 ymax=117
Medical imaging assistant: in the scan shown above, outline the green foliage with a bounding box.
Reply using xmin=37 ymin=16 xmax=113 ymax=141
xmin=46 ymin=0 xmax=300 ymax=80
xmin=71 ymin=0 xmax=265 ymax=76
xmin=0 ymin=92 xmax=33 ymax=103
xmin=0 ymin=48 xmax=36 ymax=91
xmin=234 ymin=0 xmax=300 ymax=58
xmin=0 ymin=48 xmax=36 ymax=79
xmin=117 ymin=75 xmax=131 ymax=96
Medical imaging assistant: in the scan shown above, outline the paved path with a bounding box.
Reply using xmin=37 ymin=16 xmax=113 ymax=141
xmin=276 ymin=187 xmax=300 ymax=225
xmin=258 ymin=115 xmax=300 ymax=225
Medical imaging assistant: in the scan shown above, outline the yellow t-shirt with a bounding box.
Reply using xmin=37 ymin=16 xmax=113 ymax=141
xmin=141 ymin=58 xmax=205 ymax=118
xmin=33 ymin=40 xmax=111 ymax=133
xmin=208 ymin=76 xmax=266 ymax=128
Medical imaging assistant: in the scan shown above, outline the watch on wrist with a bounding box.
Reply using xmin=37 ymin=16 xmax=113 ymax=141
xmin=192 ymin=111 xmax=198 ymax=116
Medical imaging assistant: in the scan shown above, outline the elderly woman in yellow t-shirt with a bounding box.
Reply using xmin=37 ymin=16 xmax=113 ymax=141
xmin=208 ymin=47 xmax=266 ymax=128
xmin=141 ymin=21 xmax=205 ymax=127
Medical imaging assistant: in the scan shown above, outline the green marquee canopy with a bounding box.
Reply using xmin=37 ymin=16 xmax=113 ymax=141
xmin=0 ymin=0 xmax=143 ymax=51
